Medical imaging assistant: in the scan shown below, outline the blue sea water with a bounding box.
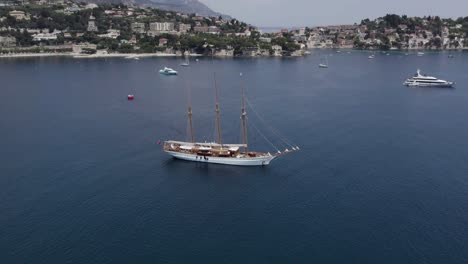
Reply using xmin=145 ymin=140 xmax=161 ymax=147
xmin=1 ymin=51 xmax=468 ymax=263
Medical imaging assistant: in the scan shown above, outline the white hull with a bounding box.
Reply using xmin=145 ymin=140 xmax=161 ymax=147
xmin=404 ymin=82 xmax=454 ymax=88
xmin=165 ymin=150 xmax=276 ymax=166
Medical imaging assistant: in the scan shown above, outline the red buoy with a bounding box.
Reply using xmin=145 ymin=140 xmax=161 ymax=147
xmin=127 ymin=94 xmax=134 ymax=100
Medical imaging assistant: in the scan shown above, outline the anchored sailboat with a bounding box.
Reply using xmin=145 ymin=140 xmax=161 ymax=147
xmin=162 ymin=73 xmax=299 ymax=166
xmin=180 ymin=56 xmax=190 ymax=67
xmin=318 ymin=55 xmax=329 ymax=68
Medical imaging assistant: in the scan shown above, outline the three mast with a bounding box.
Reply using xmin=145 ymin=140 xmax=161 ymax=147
xmin=186 ymin=73 xmax=248 ymax=150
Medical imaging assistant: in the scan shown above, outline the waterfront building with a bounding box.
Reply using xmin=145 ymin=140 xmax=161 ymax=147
xmin=272 ymin=45 xmax=282 ymax=56
xmin=72 ymin=43 xmax=97 ymax=54
xmin=214 ymin=47 xmax=234 ymax=57
xmin=242 ymin=47 xmax=259 ymax=57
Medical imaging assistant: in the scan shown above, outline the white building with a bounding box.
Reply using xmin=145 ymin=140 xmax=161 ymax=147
xmin=87 ymin=14 xmax=98 ymax=32
xmin=272 ymin=45 xmax=282 ymax=56
xmin=84 ymin=3 xmax=98 ymax=9
xmin=178 ymin=23 xmax=191 ymax=33
xmin=9 ymin=10 xmax=29 ymax=20
xmin=149 ymin=22 xmax=174 ymax=32
xmin=98 ymin=29 xmax=120 ymax=39
xmin=33 ymin=32 xmax=59 ymax=41
xmin=298 ymin=27 xmax=306 ymax=36
xmin=64 ymin=4 xmax=81 ymax=15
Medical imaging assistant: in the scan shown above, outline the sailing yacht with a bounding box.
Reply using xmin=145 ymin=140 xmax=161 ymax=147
xmin=180 ymin=56 xmax=190 ymax=67
xmin=318 ymin=55 xmax=329 ymax=68
xmin=162 ymin=74 xmax=299 ymax=166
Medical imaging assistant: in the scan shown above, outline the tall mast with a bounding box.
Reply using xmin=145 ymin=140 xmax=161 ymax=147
xmin=214 ymin=72 xmax=222 ymax=146
xmin=240 ymin=73 xmax=248 ymax=153
xmin=187 ymin=81 xmax=194 ymax=143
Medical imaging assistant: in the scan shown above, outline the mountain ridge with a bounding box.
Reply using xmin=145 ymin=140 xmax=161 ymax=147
xmin=78 ymin=0 xmax=230 ymax=18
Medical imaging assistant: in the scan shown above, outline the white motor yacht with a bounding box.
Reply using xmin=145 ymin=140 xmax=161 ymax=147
xmin=403 ymin=69 xmax=454 ymax=88
xmin=159 ymin=67 xmax=178 ymax=75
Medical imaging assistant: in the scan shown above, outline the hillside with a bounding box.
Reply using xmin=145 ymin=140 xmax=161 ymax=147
xmin=78 ymin=0 xmax=229 ymax=18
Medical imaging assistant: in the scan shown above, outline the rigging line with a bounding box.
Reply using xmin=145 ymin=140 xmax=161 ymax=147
xmin=247 ymin=97 xmax=298 ymax=148
xmin=245 ymin=98 xmax=289 ymax=150
xmin=245 ymin=97 xmax=298 ymax=148
xmin=244 ymin=97 xmax=287 ymax=141
xmin=249 ymin=116 xmax=280 ymax=153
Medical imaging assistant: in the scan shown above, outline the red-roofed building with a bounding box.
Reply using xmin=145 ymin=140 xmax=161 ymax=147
xmin=159 ymin=38 xmax=168 ymax=46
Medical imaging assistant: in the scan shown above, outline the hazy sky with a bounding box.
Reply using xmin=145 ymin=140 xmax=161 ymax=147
xmin=200 ymin=0 xmax=468 ymax=27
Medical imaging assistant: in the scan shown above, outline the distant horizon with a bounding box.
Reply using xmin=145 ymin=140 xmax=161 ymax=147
xmin=200 ymin=0 xmax=468 ymax=27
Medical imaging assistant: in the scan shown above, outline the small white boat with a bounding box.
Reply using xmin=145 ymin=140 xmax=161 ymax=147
xmin=368 ymin=54 xmax=375 ymax=59
xmin=318 ymin=55 xmax=329 ymax=68
xmin=180 ymin=57 xmax=190 ymax=66
xmin=417 ymin=52 xmax=425 ymax=56
xmin=159 ymin=67 xmax=178 ymax=75
xmin=125 ymin=55 xmax=139 ymax=60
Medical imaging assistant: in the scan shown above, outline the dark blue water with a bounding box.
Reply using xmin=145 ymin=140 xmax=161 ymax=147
xmin=1 ymin=51 xmax=468 ymax=263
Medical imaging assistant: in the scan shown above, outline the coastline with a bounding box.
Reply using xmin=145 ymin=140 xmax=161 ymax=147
xmin=0 ymin=52 xmax=203 ymax=59
xmin=0 ymin=48 xmax=466 ymax=59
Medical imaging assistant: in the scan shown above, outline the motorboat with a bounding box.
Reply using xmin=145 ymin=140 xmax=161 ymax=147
xmin=159 ymin=67 xmax=178 ymax=75
xmin=403 ymin=69 xmax=454 ymax=88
